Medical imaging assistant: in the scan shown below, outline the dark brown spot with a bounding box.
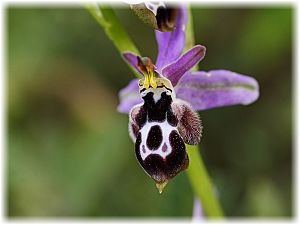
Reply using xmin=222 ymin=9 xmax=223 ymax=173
xmin=166 ymin=130 xmax=189 ymax=179
xmin=167 ymin=110 xmax=178 ymax=126
xmin=146 ymin=125 xmax=163 ymax=150
xmin=169 ymin=130 xmax=184 ymax=149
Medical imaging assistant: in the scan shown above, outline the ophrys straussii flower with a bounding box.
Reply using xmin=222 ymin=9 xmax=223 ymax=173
xmin=118 ymin=5 xmax=259 ymax=193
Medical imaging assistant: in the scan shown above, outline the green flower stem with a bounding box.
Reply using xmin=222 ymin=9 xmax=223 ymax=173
xmin=86 ymin=4 xmax=224 ymax=218
xmin=186 ymin=145 xmax=224 ymax=218
xmin=185 ymin=5 xmax=224 ymax=218
xmin=86 ymin=4 xmax=140 ymax=76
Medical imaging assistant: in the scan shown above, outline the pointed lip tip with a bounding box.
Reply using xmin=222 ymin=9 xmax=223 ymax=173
xmin=155 ymin=180 xmax=169 ymax=194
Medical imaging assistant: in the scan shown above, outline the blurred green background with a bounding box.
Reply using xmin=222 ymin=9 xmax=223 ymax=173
xmin=7 ymin=4 xmax=293 ymax=218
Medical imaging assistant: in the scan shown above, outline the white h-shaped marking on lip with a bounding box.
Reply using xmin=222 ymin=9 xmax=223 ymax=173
xmin=139 ymin=121 xmax=177 ymax=161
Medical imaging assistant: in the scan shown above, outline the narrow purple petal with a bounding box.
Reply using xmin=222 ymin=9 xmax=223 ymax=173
xmin=162 ymin=45 xmax=206 ymax=86
xmin=155 ymin=5 xmax=187 ymax=69
xmin=175 ymin=70 xmax=259 ymax=111
xmin=192 ymin=198 xmax=204 ymax=220
xmin=117 ymin=79 xmax=142 ymax=114
xmin=122 ymin=52 xmax=143 ymax=76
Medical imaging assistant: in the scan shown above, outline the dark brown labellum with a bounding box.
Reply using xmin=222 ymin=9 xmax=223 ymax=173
xmin=133 ymin=91 xmax=190 ymax=185
xmin=128 ymin=73 xmax=202 ymax=193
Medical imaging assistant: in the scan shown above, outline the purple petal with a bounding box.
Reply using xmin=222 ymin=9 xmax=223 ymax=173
xmin=117 ymin=79 xmax=142 ymax=114
xmin=162 ymin=45 xmax=206 ymax=86
xmin=122 ymin=52 xmax=143 ymax=76
xmin=192 ymin=198 xmax=204 ymax=220
xmin=175 ymin=70 xmax=259 ymax=111
xmin=155 ymin=5 xmax=188 ymax=69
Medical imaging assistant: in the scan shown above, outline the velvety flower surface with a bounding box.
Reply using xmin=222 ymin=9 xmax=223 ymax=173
xmin=118 ymin=6 xmax=259 ymax=114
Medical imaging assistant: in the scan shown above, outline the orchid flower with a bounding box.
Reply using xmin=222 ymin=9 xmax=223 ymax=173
xmin=117 ymin=4 xmax=259 ymax=192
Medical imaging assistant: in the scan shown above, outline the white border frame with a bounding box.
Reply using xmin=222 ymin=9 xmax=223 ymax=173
xmin=0 ymin=0 xmax=298 ymax=224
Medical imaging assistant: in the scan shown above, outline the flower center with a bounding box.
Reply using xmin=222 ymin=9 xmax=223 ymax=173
xmin=137 ymin=56 xmax=158 ymax=89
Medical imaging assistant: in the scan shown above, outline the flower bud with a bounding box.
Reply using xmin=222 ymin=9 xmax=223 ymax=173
xmin=130 ymin=2 xmax=178 ymax=32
